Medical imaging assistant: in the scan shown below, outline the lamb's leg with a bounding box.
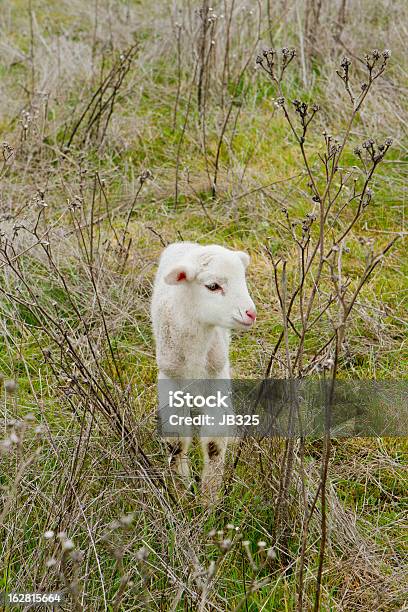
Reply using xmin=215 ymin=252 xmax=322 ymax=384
xmin=200 ymin=436 xmax=228 ymax=506
xmin=166 ymin=436 xmax=192 ymax=489
xmin=200 ymin=365 xmax=231 ymax=505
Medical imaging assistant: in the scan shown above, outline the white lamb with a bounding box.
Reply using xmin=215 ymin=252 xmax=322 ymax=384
xmin=151 ymin=242 xmax=256 ymax=504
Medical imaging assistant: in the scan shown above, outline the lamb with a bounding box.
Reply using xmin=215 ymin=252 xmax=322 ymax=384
xmin=151 ymin=242 xmax=256 ymax=504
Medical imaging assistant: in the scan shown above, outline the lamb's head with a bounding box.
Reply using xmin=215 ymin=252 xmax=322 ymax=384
xmin=164 ymin=244 xmax=256 ymax=330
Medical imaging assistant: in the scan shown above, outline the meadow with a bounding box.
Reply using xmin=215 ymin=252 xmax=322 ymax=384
xmin=0 ymin=1 xmax=407 ymax=610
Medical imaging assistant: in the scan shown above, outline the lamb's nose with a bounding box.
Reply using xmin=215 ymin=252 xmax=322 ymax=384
xmin=246 ymin=308 xmax=256 ymax=322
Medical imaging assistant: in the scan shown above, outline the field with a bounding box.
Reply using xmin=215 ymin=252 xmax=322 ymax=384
xmin=0 ymin=1 xmax=407 ymax=610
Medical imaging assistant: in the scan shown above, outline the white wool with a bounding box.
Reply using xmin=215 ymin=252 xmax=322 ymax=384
xmin=151 ymin=241 xmax=256 ymax=503
xmin=151 ymin=242 xmax=256 ymax=380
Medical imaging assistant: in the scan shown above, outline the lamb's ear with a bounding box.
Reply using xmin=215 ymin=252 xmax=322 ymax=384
xmin=164 ymin=262 xmax=197 ymax=285
xmin=237 ymin=251 xmax=250 ymax=269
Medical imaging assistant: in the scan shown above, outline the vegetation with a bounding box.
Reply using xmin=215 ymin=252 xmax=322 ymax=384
xmin=0 ymin=1 xmax=407 ymax=610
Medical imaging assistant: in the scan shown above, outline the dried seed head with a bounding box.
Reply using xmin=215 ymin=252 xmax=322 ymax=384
xmin=120 ymin=513 xmax=135 ymax=526
xmin=282 ymin=47 xmax=296 ymax=59
xmin=136 ymin=547 xmax=148 ymax=561
xmin=70 ymin=550 xmax=83 ymax=562
xmin=276 ymin=97 xmax=285 ymax=106
xmin=139 ymin=169 xmax=153 ymax=183
xmin=220 ymin=538 xmax=232 ymax=552
xmin=4 ymin=379 xmax=17 ymax=393
xmin=61 ymin=539 xmax=75 ymax=552
xmin=384 ymin=137 xmax=393 ymax=147
xmin=44 ymin=530 xmax=55 ymax=540
xmin=382 ymin=49 xmax=391 ymax=59
xmin=263 ymin=47 xmax=274 ymax=57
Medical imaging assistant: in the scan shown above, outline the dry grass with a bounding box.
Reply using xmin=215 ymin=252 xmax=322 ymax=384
xmin=0 ymin=1 xmax=407 ymax=610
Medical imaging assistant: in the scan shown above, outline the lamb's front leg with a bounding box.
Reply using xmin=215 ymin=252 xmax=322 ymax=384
xmin=200 ymin=356 xmax=232 ymax=506
xmin=166 ymin=436 xmax=192 ymax=490
xmin=200 ymin=436 xmax=228 ymax=506
xmin=159 ymin=373 xmax=193 ymax=491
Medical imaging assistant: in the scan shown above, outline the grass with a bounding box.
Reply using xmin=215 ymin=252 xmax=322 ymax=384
xmin=0 ymin=0 xmax=407 ymax=610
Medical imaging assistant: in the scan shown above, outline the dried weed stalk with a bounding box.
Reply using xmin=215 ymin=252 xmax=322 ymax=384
xmin=255 ymin=47 xmax=399 ymax=611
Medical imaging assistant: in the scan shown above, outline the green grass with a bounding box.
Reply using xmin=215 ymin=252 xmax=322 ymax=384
xmin=0 ymin=0 xmax=407 ymax=609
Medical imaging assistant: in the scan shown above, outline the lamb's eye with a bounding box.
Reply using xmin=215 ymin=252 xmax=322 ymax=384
xmin=205 ymin=283 xmax=222 ymax=292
